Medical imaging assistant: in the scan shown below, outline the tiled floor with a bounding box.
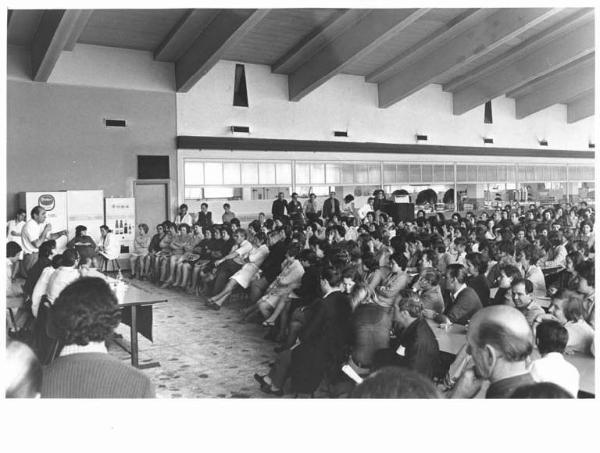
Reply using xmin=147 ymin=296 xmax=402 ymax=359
xmin=108 ymin=279 xmax=282 ymax=398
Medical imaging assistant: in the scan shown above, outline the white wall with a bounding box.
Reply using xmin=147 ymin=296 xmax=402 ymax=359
xmin=177 ymin=60 xmax=595 ymax=150
xmin=8 ymin=44 xmax=175 ymax=92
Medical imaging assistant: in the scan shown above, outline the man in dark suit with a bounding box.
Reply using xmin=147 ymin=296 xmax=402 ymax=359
xmin=433 ymin=264 xmax=482 ymax=325
xmin=271 ymin=192 xmax=288 ymax=220
xmin=195 ymin=203 xmax=213 ymax=229
xmin=322 ymin=191 xmax=340 ymax=220
xmin=373 ymin=292 xmax=440 ymax=379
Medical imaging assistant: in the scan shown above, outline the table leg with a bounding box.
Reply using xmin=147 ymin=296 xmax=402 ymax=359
xmin=128 ymin=305 xmax=160 ymax=370
xmin=130 ymin=304 xmax=139 ymax=367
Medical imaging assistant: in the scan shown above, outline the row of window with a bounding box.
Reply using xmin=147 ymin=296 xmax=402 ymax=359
xmin=184 ymin=160 xmax=594 ymax=188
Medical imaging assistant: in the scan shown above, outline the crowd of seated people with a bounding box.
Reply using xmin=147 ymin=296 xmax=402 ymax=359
xmin=5 ymin=193 xmax=595 ymax=398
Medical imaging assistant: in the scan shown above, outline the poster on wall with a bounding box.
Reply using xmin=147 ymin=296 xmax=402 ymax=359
xmin=20 ymin=191 xmax=69 ymax=252
xmin=104 ymin=197 xmax=136 ymax=259
xmin=67 ymin=190 xmax=105 ymax=245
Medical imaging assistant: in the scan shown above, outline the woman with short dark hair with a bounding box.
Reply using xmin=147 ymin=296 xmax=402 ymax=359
xmin=41 ymin=277 xmax=154 ymax=398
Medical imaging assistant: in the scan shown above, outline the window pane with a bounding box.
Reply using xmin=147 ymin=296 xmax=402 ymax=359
xmin=467 ymin=165 xmax=477 ymax=181
xmin=241 ymin=163 xmax=258 ymax=184
xmin=295 ymin=163 xmax=310 ymax=184
xmin=259 ymin=163 xmax=276 ymax=184
xmin=383 ymin=164 xmax=396 ymax=183
xmin=397 ymin=164 xmax=409 ymax=182
xmin=497 ymin=165 xmax=507 ymax=181
xmin=445 ymin=165 xmax=455 ymax=182
xmin=184 ymin=187 xmax=203 ymax=199
xmin=341 ymin=164 xmax=354 ymax=184
xmin=433 ymin=165 xmax=445 ymax=182
xmin=204 ymin=162 xmax=223 ymax=184
xmin=409 ymin=164 xmax=421 ymax=183
xmin=326 ymin=164 xmax=341 ymax=184
xmin=223 ymin=162 xmax=241 ymax=184
xmin=456 ymin=165 xmax=466 ymax=181
xmin=184 ymin=162 xmax=204 ymax=185
xmin=276 ymin=163 xmax=292 ymax=184
xmin=355 ymin=165 xmax=368 ymax=184
xmin=310 ymin=163 xmax=325 ymax=184
xmin=507 ymin=165 xmax=515 ymax=182
xmin=421 ymin=165 xmax=432 ymax=183
xmin=368 ymin=165 xmax=381 ymax=184
xmin=204 ymin=187 xmax=234 ymax=198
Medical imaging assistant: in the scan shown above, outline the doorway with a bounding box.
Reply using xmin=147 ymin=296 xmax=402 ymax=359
xmin=133 ymin=181 xmax=169 ymax=231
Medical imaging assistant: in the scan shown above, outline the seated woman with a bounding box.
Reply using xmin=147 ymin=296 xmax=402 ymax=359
xmin=536 ymin=289 xmax=594 ymax=355
xmin=178 ymin=226 xmax=211 ymax=293
xmin=547 ymin=251 xmax=582 ymax=295
xmin=254 ymin=267 xmax=352 ymax=396
xmin=347 ymin=283 xmax=392 ymax=375
xmin=197 ymin=227 xmax=235 ymax=296
xmin=207 ymin=232 xmax=269 ymax=308
xmin=153 ymin=222 xmax=175 ymax=283
xmin=269 ymin=249 xmax=321 ymax=349
xmin=361 ymin=252 xmax=386 ymax=291
xmin=128 ymin=223 xmax=150 ymax=279
xmin=374 ymin=252 xmax=409 ymax=308
xmin=253 ymin=242 xmax=305 ymax=326
xmin=465 ymin=252 xmax=490 ymax=306
xmin=96 ymin=225 xmax=120 ymax=271
xmin=160 ymin=223 xmax=193 ymax=287
xmin=142 ymin=223 xmax=165 ymax=280
xmin=166 ymin=223 xmax=203 ymax=289
xmin=67 ymin=225 xmax=97 ymax=266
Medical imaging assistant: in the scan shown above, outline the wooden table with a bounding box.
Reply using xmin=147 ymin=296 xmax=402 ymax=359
xmin=426 ymin=319 xmax=595 ymax=395
xmin=112 ymin=283 xmax=167 ymax=369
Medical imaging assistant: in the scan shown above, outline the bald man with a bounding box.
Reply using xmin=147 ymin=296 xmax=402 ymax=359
xmin=450 ymin=306 xmax=535 ymax=398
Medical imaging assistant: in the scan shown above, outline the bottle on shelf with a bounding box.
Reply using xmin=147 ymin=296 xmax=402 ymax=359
xmin=124 ymin=221 xmax=128 ymax=234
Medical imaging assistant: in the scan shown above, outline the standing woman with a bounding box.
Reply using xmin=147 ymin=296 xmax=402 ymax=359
xmin=129 ymin=223 xmax=151 ymax=279
xmin=341 ymin=194 xmax=359 ymax=224
xmin=97 ymin=225 xmax=120 ymax=271
xmin=67 ymin=225 xmax=97 ymax=265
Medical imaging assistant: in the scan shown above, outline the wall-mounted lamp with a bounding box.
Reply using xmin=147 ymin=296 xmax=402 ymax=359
xmin=538 ymin=139 xmax=548 ymax=146
xmin=230 ymin=126 xmax=250 ymax=133
xmin=334 ymin=130 xmax=348 ymax=137
xmin=416 ymin=134 xmax=428 ymax=143
xmin=483 ymin=137 xmax=494 ymax=145
xmin=589 ymin=142 xmax=595 ymax=149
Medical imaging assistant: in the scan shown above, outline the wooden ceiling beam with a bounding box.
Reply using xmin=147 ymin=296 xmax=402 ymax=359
xmin=175 ymin=9 xmax=269 ymax=92
xmin=567 ymin=91 xmax=594 ymax=124
xmin=514 ymin=58 xmax=594 ymax=119
xmin=31 ymin=10 xmax=89 ymax=82
xmin=288 ymin=8 xmax=429 ymax=102
xmin=271 ymin=9 xmax=368 ymax=74
xmin=444 ymin=8 xmax=594 ymax=93
xmin=377 ymin=8 xmax=562 ymax=108
xmin=63 ymin=10 xmax=93 ymax=51
xmin=366 ymin=8 xmax=493 ymax=83
xmin=451 ymin=12 xmax=594 ymax=115
xmin=154 ymin=9 xmax=220 ymax=62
